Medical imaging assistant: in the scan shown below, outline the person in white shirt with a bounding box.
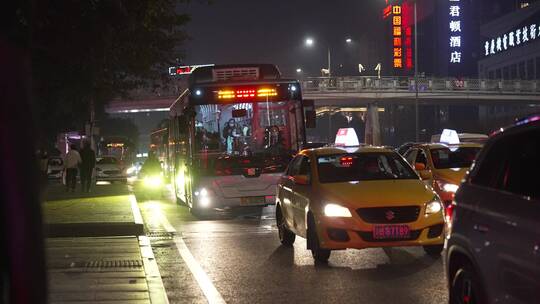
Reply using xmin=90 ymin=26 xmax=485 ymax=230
xmin=64 ymin=144 xmax=81 ymax=192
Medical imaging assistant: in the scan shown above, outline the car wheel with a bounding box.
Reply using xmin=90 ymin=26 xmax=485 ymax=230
xmin=450 ymin=263 xmax=485 ymax=304
xmin=276 ymin=207 xmax=295 ymax=246
xmin=307 ymin=214 xmax=331 ymax=263
xmin=423 ymin=245 xmax=443 ymax=257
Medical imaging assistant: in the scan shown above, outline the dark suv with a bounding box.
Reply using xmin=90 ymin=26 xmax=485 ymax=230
xmin=445 ymin=115 xmax=540 ymax=304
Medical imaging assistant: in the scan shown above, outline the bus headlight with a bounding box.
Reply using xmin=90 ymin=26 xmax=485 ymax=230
xmin=195 ymin=188 xmax=211 ymax=208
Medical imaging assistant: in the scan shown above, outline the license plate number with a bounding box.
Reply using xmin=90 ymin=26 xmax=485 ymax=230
xmin=240 ymin=196 xmax=265 ymax=205
xmin=373 ymin=225 xmax=411 ymax=240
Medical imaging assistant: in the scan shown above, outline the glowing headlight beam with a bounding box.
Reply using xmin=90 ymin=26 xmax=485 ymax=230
xmin=324 ymin=203 xmax=352 ymax=217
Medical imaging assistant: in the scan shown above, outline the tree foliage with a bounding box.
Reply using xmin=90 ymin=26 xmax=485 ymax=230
xmin=29 ymin=0 xmax=190 ymax=139
xmin=99 ymin=117 xmax=140 ymax=146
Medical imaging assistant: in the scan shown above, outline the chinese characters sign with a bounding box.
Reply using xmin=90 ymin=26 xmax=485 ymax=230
xmin=484 ymin=23 xmax=539 ymax=57
xmin=168 ymin=64 xmax=214 ymax=76
xmin=393 ymin=5 xmax=403 ymax=69
xmin=449 ymin=0 xmax=462 ymax=64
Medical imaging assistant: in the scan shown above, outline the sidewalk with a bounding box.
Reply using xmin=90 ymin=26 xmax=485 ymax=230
xmin=43 ymin=183 xmax=144 ymax=237
xmin=43 ymin=183 xmax=168 ymax=304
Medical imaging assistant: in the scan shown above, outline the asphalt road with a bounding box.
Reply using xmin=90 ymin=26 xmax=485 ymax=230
xmin=136 ymin=189 xmax=449 ymax=304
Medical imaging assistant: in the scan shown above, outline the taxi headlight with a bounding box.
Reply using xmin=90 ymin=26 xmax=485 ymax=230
xmin=143 ymin=176 xmax=163 ymax=188
xmin=324 ymin=203 xmax=352 ymax=218
xmin=437 ymin=180 xmax=459 ymax=193
xmin=425 ymin=199 xmax=443 ymax=215
xmin=442 ymin=183 xmax=459 ymax=193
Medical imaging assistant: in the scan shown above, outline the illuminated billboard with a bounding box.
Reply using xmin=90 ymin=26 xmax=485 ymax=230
xmin=449 ymin=0 xmax=463 ymax=64
xmin=484 ymin=23 xmax=539 ymax=57
xmin=392 ymin=5 xmax=403 ymax=69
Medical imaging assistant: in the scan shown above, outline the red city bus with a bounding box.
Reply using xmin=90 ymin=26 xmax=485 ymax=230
xmin=168 ymin=64 xmax=312 ymax=216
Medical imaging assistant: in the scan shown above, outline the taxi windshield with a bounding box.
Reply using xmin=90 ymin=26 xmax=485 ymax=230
xmin=317 ymin=152 xmax=418 ymax=183
xmin=430 ymin=147 xmax=481 ymax=169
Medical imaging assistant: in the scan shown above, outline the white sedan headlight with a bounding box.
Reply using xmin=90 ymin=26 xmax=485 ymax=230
xmin=425 ymin=198 xmax=443 ymax=215
xmin=126 ymin=166 xmax=136 ymax=175
xmin=324 ymin=203 xmax=352 ymax=218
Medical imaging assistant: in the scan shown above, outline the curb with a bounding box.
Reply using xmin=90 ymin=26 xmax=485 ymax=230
xmin=44 ymin=222 xmax=144 ymax=237
xmin=140 ymin=236 xmax=170 ymax=304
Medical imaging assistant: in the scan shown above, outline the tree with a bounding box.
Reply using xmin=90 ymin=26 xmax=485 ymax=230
xmin=99 ymin=117 xmax=140 ymax=147
xmin=29 ymin=1 xmax=190 ymax=141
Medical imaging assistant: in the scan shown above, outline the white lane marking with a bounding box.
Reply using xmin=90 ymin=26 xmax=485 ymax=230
xmin=157 ymin=208 xmax=226 ymax=304
xmin=159 ymin=210 xmax=176 ymax=233
xmin=174 ymin=237 xmax=226 ymax=304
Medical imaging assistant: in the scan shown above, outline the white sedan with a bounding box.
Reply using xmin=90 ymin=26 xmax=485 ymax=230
xmin=95 ymin=156 xmax=127 ymax=183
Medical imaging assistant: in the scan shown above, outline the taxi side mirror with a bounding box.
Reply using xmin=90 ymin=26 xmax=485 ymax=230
xmin=293 ymin=175 xmax=310 ymax=185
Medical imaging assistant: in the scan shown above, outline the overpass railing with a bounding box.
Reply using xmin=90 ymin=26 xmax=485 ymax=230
xmin=301 ymin=77 xmax=540 ymax=94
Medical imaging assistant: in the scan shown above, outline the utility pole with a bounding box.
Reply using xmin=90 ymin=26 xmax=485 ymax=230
xmin=327 ymin=47 xmax=332 ymax=77
xmin=414 ymin=1 xmax=420 ymax=142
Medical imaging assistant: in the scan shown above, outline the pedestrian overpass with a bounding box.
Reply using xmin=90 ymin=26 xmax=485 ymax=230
xmin=106 ymin=76 xmax=540 ymax=113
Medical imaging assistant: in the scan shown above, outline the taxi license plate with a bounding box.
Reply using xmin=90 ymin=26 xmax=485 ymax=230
xmin=246 ymin=168 xmax=257 ymax=176
xmin=240 ymin=196 xmax=265 ymax=205
xmin=373 ymin=225 xmax=411 ymax=240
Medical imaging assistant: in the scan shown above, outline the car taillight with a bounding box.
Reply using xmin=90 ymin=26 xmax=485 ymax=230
xmin=445 ymin=203 xmax=455 ymax=224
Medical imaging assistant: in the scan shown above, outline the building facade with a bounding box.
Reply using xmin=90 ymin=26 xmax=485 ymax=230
xmin=479 ymin=1 xmax=540 ymax=80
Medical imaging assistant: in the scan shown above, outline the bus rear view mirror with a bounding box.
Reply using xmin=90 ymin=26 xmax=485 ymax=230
xmin=305 ymin=110 xmax=316 ymax=128
xmin=232 ymin=109 xmax=248 ymax=118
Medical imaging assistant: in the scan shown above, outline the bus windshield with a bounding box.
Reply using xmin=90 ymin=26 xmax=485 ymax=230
xmin=193 ymin=100 xmax=300 ymax=175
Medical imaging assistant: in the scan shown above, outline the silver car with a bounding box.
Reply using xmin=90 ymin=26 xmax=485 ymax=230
xmin=445 ymin=115 xmax=540 ymax=304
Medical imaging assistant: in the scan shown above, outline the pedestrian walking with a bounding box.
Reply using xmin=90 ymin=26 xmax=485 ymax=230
xmin=39 ymin=150 xmax=49 ymax=185
xmin=79 ymin=140 xmax=96 ymax=192
xmin=64 ymin=144 xmax=81 ymax=192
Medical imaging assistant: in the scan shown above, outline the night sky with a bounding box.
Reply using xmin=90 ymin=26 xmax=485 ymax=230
xmin=179 ymin=0 xmax=384 ymax=77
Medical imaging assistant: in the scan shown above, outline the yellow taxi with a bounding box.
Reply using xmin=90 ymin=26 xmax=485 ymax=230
xmin=403 ymin=142 xmax=482 ymax=220
xmin=276 ymin=146 xmax=445 ymax=262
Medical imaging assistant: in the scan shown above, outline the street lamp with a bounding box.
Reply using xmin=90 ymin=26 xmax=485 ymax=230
xmin=304 ymin=37 xmax=353 ymax=77
xmin=296 ymin=68 xmax=302 ymax=73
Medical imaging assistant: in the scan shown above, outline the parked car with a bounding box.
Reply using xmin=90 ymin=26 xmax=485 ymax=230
xmin=47 ymin=157 xmax=64 ymax=180
xmin=445 ymin=115 xmax=540 ymax=304
xmin=95 ymin=156 xmax=127 ymax=183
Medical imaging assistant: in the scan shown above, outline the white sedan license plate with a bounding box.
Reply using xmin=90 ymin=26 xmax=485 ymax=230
xmin=240 ymin=196 xmax=265 ymax=205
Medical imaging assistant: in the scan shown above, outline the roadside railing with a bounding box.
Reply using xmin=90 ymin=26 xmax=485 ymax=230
xmin=300 ymin=76 xmax=540 ymax=94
